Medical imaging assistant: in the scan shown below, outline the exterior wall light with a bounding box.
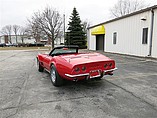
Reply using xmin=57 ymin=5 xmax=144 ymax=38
xmin=141 ymin=16 xmax=147 ymax=21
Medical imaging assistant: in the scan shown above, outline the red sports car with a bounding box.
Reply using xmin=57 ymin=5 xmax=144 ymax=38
xmin=37 ymin=46 xmax=117 ymax=86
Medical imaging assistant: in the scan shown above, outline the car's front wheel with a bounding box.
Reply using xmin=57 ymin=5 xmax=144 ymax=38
xmin=50 ymin=65 xmax=63 ymax=87
xmin=37 ymin=59 xmax=44 ymax=72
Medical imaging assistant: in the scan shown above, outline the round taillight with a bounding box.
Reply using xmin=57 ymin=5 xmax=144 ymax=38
xmin=74 ymin=67 xmax=80 ymax=72
xmin=109 ymin=63 xmax=112 ymax=67
xmin=104 ymin=64 xmax=107 ymax=68
xmin=82 ymin=66 xmax=86 ymax=71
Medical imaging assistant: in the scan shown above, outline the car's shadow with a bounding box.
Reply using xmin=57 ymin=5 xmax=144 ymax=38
xmin=36 ymin=70 xmax=117 ymax=106
xmin=42 ymin=70 xmax=108 ymax=89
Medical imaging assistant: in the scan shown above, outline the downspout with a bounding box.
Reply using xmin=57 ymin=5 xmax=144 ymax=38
xmin=87 ymin=28 xmax=90 ymax=50
xmin=148 ymin=9 xmax=154 ymax=56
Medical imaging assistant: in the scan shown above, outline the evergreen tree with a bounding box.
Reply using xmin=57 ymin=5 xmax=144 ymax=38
xmin=65 ymin=8 xmax=86 ymax=48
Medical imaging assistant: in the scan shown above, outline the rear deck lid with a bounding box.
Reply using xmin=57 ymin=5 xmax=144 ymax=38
xmin=60 ymin=53 xmax=112 ymax=66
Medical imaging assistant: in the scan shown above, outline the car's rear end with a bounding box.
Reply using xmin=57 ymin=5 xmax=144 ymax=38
xmin=61 ymin=53 xmax=117 ymax=81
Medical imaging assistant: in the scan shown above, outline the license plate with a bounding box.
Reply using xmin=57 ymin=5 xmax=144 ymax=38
xmin=90 ymin=70 xmax=101 ymax=78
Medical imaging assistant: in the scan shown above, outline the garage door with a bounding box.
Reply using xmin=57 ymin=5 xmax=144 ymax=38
xmin=96 ymin=35 xmax=104 ymax=50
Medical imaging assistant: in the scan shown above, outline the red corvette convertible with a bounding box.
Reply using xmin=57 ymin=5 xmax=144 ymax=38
xmin=37 ymin=45 xmax=117 ymax=86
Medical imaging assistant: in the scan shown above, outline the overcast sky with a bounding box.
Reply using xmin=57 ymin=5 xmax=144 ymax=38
xmin=0 ymin=0 xmax=157 ymax=31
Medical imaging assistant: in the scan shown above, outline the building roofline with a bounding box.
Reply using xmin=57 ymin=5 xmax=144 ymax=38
xmin=0 ymin=35 xmax=28 ymax=36
xmin=88 ymin=5 xmax=157 ymax=29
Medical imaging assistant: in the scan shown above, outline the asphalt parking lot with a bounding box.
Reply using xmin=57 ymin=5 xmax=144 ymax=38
xmin=0 ymin=49 xmax=157 ymax=118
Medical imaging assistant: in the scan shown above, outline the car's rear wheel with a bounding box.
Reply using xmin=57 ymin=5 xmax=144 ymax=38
xmin=50 ymin=65 xmax=63 ymax=87
xmin=37 ymin=59 xmax=44 ymax=72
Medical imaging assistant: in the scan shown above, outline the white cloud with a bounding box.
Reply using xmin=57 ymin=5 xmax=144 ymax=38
xmin=0 ymin=0 xmax=157 ymax=30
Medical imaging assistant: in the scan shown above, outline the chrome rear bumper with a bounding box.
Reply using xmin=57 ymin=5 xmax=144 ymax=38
xmin=65 ymin=73 xmax=89 ymax=78
xmin=65 ymin=67 xmax=118 ymax=78
xmin=104 ymin=67 xmax=118 ymax=73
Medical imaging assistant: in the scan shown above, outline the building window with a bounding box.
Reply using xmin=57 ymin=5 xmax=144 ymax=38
xmin=113 ymin=32 xmax=117 ymax=44
xmin=142 ymin=28 xmax=148 ymax=44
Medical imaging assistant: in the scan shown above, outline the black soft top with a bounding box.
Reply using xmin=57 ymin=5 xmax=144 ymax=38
xmin=49 ymin=45 xmax=79 ymax=56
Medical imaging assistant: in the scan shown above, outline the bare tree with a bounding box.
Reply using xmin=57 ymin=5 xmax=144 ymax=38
xmin=19 ymin=26 xmax=29 ymax=43
xmin=1 ymin=25 xmax=12 ymax=43
xmin=82 ymin=20 xmax=91 ymax=38
xmin=13 ymin=25 xmax=20 ymax=44
xmin=26 ymin=20 xmax=43 ymax=43
xmin=110 ymin=0 xmax=149 ymax=18
xmin=28 ymin=7 xmax=63 ymax=48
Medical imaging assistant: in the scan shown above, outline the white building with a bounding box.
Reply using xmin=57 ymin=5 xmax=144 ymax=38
xmin=0 ymin=35 xmax=36 ymax=44
xmin=88 ymin=5 xmax=157 ymax=58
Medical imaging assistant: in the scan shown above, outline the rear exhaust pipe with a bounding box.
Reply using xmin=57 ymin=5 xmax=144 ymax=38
xmin=108 ymin=72 xmax=113 ymax=76
xmin=73 ymin=78 xmax=78 ymax=82
xmin=104 ymin=72 xmax=113 ymax=76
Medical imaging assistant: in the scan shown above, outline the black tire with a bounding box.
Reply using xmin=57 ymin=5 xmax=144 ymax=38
xmin=37 ymin=59 xmax=44 ymax=72
xmin=50 ymin=65 xmax=63 ymax=87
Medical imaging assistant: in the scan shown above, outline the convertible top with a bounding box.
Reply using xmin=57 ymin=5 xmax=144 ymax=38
xmin=54 ymin=45 xmax=78 ymax=49
xmin=49 ymin=45 xmax=79 ymax=56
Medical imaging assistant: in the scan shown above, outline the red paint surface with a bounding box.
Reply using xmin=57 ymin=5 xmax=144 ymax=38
xmin=37 ymin=52 xmax=116 ymax=81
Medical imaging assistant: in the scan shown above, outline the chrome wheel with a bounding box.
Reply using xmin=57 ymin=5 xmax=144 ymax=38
xmin=50 ymin=65 xmax=63 ymax=87
xmin=51 ymin=68 xmax=56 ymax=83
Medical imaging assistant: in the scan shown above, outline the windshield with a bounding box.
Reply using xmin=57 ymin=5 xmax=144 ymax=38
xmin=50 ymin=47 xmax=77 ymax=56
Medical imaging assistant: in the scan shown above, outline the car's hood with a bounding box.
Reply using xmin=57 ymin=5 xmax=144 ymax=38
xmin=59 ymin=53 xmax=112 ymax=66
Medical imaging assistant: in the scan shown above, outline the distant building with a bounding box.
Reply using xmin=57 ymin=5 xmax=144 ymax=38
xmin=0 ymin=35 xmax=36 ymax=44
xmin=0 ymin=34 xmax=65 ymax=45
xmin=54 ymin=37 xmax=64 ymax=45
xmin=88 ymin=5 xmax=157 ymax=58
